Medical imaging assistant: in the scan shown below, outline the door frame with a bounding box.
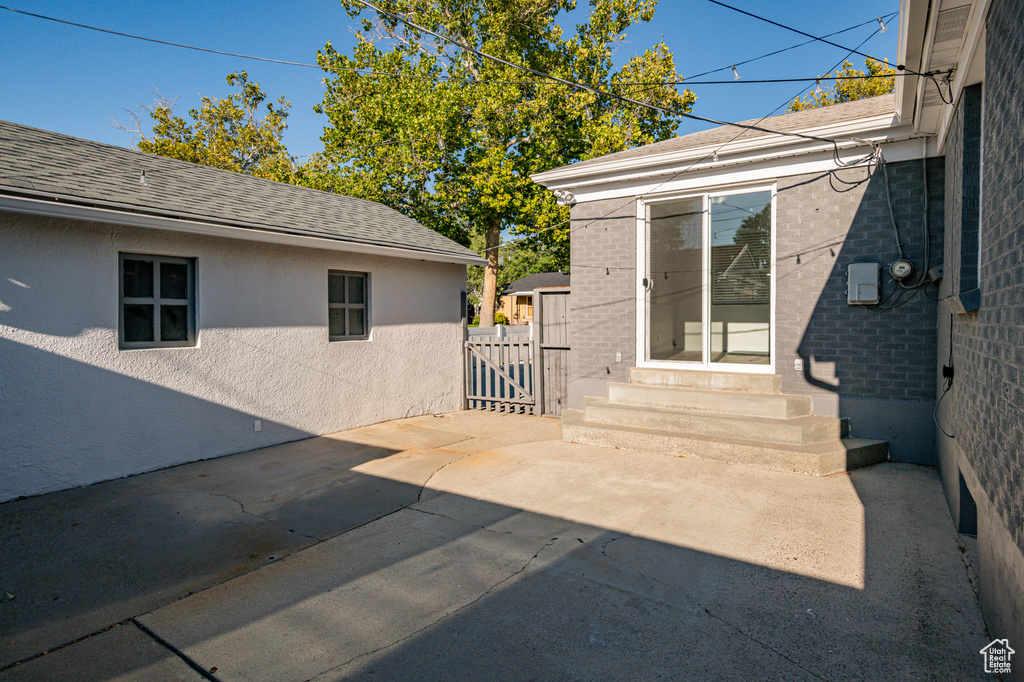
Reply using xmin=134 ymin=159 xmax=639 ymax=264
xmin=634 ymin=182 xmax=777 ymax=374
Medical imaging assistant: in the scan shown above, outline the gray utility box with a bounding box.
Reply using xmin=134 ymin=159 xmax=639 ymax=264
xmin=848 ymin=262 xmax=879 ymax=305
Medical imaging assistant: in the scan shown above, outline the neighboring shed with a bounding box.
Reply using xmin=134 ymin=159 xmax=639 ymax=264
xmin=0 ymin=120 xmax=484 ymax=502
xmin=498 ymin=271 xmax=570 ymax=324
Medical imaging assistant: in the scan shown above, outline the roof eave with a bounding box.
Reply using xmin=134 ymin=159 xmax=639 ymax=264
xmin=532 ymin=112 xmax=900 ymax=189
xmin=0 ymin=192 xmax=486 ymax=266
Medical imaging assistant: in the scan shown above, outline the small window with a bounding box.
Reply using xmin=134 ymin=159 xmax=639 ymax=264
xmin=119 ymin=254 xmax=196 ymax=349
xmin=329 ymin=271 xmax=369 ymax=340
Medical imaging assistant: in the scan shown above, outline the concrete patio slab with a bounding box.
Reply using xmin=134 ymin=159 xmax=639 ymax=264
xmin=0 ymin=411 xmax=990 ymax=680
xmin=0 ymin=622 xmax=203 ymax=682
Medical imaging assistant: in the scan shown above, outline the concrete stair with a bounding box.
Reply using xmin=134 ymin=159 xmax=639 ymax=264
xmin=562 ymin=368 xmax=888 ymax=476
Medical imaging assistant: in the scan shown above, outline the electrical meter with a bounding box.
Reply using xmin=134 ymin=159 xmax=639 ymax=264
xmin=889 ymin=259 xmax=914 ymax=280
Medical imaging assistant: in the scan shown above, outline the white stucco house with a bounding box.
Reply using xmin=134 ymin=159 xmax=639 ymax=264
xmin=0 ymin=120 xmax=485 ymax=503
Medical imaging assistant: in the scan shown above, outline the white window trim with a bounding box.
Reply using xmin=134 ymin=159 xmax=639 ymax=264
xmin=118 ymin=253 xmax=197 ymax=350
xmin=635 ymin=182 xmax=776 ymax=374
xmin=328 ymin=270 xmax=371 ymax=341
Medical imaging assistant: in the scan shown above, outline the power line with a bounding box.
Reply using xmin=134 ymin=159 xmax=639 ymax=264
xmin=2 ymin=5 xmax=915 ymax=89
xmin=0 ymin=4 xmax=441 ymax=79
xmin=352 ymin=0 xmax=844 ymax=149
xmin=684 ymin=11 xmax=898 ymax=81
xmin=703 ymin=1 xmax=911 ymax=72
xmin=486 ymin=22 xmax=890 ymax=257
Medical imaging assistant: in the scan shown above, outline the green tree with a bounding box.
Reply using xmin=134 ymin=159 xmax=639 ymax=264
xmin=312 ymin=0 xmax=694 ymax=325
xmin=788 ymin=58 xmax=895 ymax=112
xmin=134 ymin=71 xmax=295 ymax=182
xmin=466 ymin=237 xmax=563 ymax=307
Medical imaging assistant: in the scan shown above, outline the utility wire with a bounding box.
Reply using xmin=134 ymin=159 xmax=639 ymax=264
xmin=352 ymin=0 xmax=844 ymax=149
xmin=1 ymin=6 xmax=915 ymax=88
xmin=703 ymin=0 xmax=919 ymax=75
xmin=684 ymin=11 xmax=898 ymax=81
xmin=485 ymin=21 xmax=888 ymax=256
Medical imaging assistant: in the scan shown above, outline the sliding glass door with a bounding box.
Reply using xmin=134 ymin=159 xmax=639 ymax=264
xmin=644 ymin=187 xmax=773 ymax=370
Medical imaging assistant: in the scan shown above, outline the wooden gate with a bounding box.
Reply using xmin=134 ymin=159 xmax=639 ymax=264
xmin=534 ymin=287 xmax=570 ymax=416
xmin=464 ymin=326 xmax=536 ymax=413
xmin=463 ymin=288 xmax=570 ymax=416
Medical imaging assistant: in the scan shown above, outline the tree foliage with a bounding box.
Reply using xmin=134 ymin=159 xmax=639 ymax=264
xmin=134 ymin=71 xmax=295 ymax=182
xmin=312 ymin=0 xmax=694 ymax=324
xmin=466 ymin=238 xmax=563 ymax=307
xmin=788 ymin=58 xmax=895 ymax=112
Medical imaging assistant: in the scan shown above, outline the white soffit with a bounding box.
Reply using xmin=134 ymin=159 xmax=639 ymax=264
xmin=914 ymin=0 xmax=989 ymax=139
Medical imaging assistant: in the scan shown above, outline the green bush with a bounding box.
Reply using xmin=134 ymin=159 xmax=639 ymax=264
xmin=494 ymin=312 xmax=509 ymax=325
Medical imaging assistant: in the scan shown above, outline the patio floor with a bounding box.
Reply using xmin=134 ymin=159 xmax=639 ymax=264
xmin=0 ymin=411 xmax=989 ymax=681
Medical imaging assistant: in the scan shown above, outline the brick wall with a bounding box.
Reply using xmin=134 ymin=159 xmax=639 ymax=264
xmin=777 ymin=158 xmax=945 ymax=407
xmin=568 ymin=159 xmax=944 ymax=462
xmin=567 ymin=198 xmax=636 ymax=408
xmin=943 ymin=0 xmax=1024 ymax=556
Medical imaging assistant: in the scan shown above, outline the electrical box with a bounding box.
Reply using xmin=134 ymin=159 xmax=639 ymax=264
xmin=848 ymin=263 xmax=879 ymax=305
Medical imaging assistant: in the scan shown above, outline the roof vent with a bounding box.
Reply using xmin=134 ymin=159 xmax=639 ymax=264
xmin=934 ymin=5 xmax=970 ymax=43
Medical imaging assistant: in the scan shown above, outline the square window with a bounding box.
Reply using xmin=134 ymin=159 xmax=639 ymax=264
xmin=328 ymin=271 xmax=369 ymax=340
xmin=120 ymin=254 xmax=196 ymax=348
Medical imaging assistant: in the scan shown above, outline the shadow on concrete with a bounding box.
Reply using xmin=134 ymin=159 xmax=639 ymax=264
xmin=0 ymin=426 xmax=988 ymax=681
xmin=116 ymin=460 xmax=985 ymax=681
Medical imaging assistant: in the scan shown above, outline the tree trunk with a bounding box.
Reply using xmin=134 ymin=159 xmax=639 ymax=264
xmin=479 ymin=222 xmax=500 ymax=327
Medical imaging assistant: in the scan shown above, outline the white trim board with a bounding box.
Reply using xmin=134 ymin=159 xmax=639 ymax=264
xmin=0 ymin=195 xmax=487 ymax=266
xmin=561 ymin=136 xmax=929 ymax=204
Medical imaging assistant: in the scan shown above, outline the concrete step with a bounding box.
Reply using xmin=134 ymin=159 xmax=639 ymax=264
xmin=629 ymin=368 xmax=781 ymax=394
xmin=561 ymin=410 xmax=887 ymax=477
xmin=583 ymin=398 xmax=848 ymax=446
xmin=606 ymin=383 xmax=813 ymax=419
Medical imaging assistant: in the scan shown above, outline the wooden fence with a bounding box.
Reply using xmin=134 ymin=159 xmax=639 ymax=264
xmin=464 ymin=287 xmax=570 ymax=416
xmin=464 ymin=326 xmax=536 ymax=413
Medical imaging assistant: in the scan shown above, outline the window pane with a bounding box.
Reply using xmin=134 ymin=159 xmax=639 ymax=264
xmin=329 ymin=307 xmax=346 ymax=337
xmin=160 ymin=262 xmax=188 ymax=299
xmin=328 ymin=272 xmax=346 ymax=304
xmin=710 ymin=190 xmax=771 ymax=365
xmin=348 ymin=308 xmax=365 ymax=336
xmin=347 ymin=275 xmax=365 ymax=304
xmin=123 ymin=259 xmax=153 ymax=298
xmin=124 ymin=304 xmax=154 ymax=342
xmin=160 ymin=305 xmax=189 ymax=342
xmin=648 ymin=197 xmax=704 ymax=362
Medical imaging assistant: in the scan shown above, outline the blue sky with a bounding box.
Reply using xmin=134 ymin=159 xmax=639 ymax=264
xmin=1 ymin=1 xmax=899 ymax=160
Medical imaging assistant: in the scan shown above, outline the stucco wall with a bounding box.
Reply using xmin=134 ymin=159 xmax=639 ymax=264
xmin=0 ymin=213 xmax=466 ymax=502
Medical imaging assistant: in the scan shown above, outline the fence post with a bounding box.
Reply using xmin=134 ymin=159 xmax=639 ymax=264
xmin=462 ymin=292 xmax=469 ymax=411
xmin=533 ymin=288 xmax=545 ymax=417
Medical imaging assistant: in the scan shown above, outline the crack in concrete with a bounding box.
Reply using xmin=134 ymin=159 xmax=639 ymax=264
xmin=0 ymin=619 xmax=132 ymax=673
xmin=597 ymin=524 xmax=827 ymax=682
xmin=946 ymin=517 xmax=992 ymax=642
xmin=141 ymin=478 xmax=321 ymax=543
xmin=304 ymin=536 xmax=560 ymax=682
xmin=407 ymin=505 xmax=514 ymax=535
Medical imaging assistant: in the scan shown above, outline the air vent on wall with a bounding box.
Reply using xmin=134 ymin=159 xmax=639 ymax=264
xmin=934 ymin=5 xmax=971 ymax=43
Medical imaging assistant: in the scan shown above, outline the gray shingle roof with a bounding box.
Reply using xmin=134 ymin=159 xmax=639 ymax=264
xmin=502 ymin=271 xmax=570 ymax=293
xmin=551 ymin=94 xmax=896 ymax=173
xmin=0 ymin=119 xmax=482 ymax=263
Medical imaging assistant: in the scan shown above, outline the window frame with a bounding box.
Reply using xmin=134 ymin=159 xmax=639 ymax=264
xmin=328 ymin=270 xmax=370 ymax=341
xmin=118 ymin=253 xmax=197 ymax=350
